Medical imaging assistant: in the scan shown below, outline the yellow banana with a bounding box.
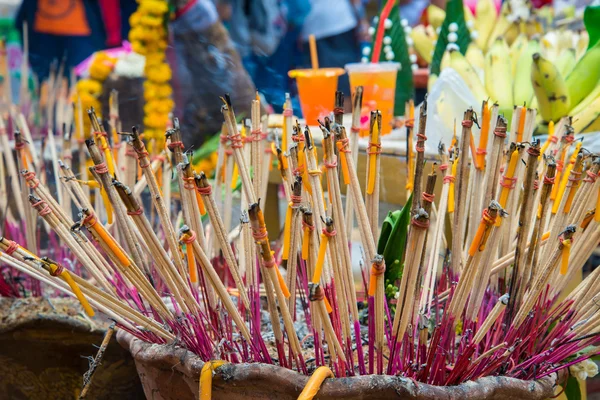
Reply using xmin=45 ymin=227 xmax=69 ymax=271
xmin=411 ymin=25 xmax=434 ymax=64
xmin=531 ymin=53 xmax=571 ymax=123
xmin=428 ymin=73 xmax=438 ymax=92
xmin=427 ymin=5 xmax=446 ymax=31
xmin=441 ymin=49 xmax=451 ymax=71
xmin=510 ymin=33 xmax=528 ymax=76
xmin=449 ymin=48 xmax=488 ymax=102
xmin=565 ymin=40 xmax=600 ymax=110
xmin=571 ymin=95 xmax=600 ymax=133
xmin=513 ymin=37 xmax=540 ymax=107
xmin=485 ymin=38 xmax=514 ymax=118
xmin=465 ymin=43 xmax=485 ymax=79
xmin=474 ymin=0 xmax=497 ymax=52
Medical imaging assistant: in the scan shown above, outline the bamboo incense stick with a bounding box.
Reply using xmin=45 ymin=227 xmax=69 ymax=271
xmin=345 ymin=86 xmax=363 ymax=240
xmin=365 ymin=111 xmax=382 ymax=239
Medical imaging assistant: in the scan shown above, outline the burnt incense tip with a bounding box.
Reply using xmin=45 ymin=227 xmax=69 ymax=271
xmin=179 ymin=225 xmax=191 ymax=235
xmin=499 ymin=294 xmax=510 ymax=305
xmin=372 ymin=254 xmax=384 ymax=264
xmin=240 ymin=211 xmax=249 ymax=224
xmin=304 ymin=127 xmax=313 ymax=149
xmin=28 ymin=194 xmax=40 ymax=203
xmin=85 ymin=138 xmax=95 ymax=147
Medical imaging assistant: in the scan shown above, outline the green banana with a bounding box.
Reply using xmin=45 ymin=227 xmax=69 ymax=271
xmin=513 ymin=37 xmax=540 ymax=107
xmin=570 ymin=82 xmax=600 ymax=116
xmin=531 ymin=53 xmax=571 ymax=122
xmin=572 ymin=95 xmax=600 ymax=133
xmin=485 ymin=38 xmax=513 ymax=118
xmin=555 ymin=48 xmax=576 ymax=78
xmin=449 ymin=48 xmax=488 ymax=102
xmin=565 ymin=40 xmax=600 ymax=110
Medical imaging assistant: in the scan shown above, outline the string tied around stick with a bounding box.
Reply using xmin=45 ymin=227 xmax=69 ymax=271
xmin=302 ymin=220 xmax=315 ymax=232
xmin=367 ymin=142 xmax=382 ymax=155
xmin=533 ymin=179 xmax=540 ymax=190
xmin=49 ymin=263 xmax=64 ymax=277
xmin=527 ymin=146 xmax=541 ymax=158
xmin=183 ymin=176 xmax=196 ymax=191
xmin=4 ymin=240 xmax=19 ymax=256
xmin=584 ymin=170 xmax=598 ymax=183
xmin=196 ymin=184 xmax=212 ymax=195
xmin=544 ymin=175 xmax=556 ymax=185
xmin=416 ymin=133 xmax=427 ymax=152
xmin=476 ymin=148 xmax=487 ymax=156
xmin=180 ymin=230 xmax=197 ymax=245
xmin=351 ymin=126 xmax=361 ymax=133
xmin=550 ymin=135 xmax=559 ymax=143
xmin=500 ymin=175 xmax=517 ymax=189
xmin=563 ymin=135 xmax=575 ymax=144
xmin=422 ymin=192 xmax=435 ymax=204
xmin=23 ymin=171 xmax=40 ymax=189
xmin=405 ymin=118 xmax=414 ymax=129
xmin=228 ymin=132 xmax=243 ymax=149
xmin=333 ymin=107 xmax=344 ymax=115
xmin=283 ymin=109 xmax=293 ymax=117
xmin=94 ymin=162 xmax=109 ymax=174
xmin=82 ymin=213 xmax=98 ymax=229
xmin=336 ymin=138 xmax=350 ymax=153
xmin=439 ymin=163 xmax=448 ymax=171
xmin=443 ymin=174 xmax=455 ymax=184
xmin=462 ymin=119 xmax=473 ymax=128
xmin=494 ymin=125 xmax=507 ymax=138
xmin=168 ymin=140 xmax=184 ymax=151
xmin=32 ymin=199 xmax=51 ymax=216
xmin=308 ymin=169 xmax=322 ymax=176
xmin=323 ymin=157 xmax=338 ymax=169
xmin=568 ymin=170 xmax=582 ymax=186
xmin=322 ymin=228 xmax=337 ymax=238
xmin=368 ymin=256 xmax=385 ymax=297
xmin=127 ymin=208 xmax=144 ymax=216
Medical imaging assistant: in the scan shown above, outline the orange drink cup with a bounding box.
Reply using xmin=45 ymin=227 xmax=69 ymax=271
xmin=288 ymin=68 xmax=345 ymax=125
xmin=345 ymin=62 xmax=400 ymax=135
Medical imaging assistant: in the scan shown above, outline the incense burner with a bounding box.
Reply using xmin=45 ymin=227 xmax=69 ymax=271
xmin=118 ymin=331 xmax=556 ymax=400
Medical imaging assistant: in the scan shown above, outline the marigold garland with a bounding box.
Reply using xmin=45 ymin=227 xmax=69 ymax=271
xmin=74 ymin=51 xmax=117 ymax=139
xmin=128 ymin=0 xmax=173 ymax=151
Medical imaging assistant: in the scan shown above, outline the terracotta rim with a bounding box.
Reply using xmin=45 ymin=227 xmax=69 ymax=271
xmin=118 ymin=330 xmax=558 ymax=400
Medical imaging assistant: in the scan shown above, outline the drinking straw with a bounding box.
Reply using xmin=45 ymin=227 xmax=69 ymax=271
xmin=309 ymin=34 xmax=319 ymax=69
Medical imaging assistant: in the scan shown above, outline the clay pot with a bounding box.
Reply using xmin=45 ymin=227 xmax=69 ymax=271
xmin=0 ymin=297 xmax=144 ymax=400
xmin=118 ymin=330 xmax=556 ymax=400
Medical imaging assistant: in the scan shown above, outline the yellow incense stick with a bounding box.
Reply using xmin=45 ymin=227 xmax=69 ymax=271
xmin=560 ymin=239 xmax=571 ymax=275
xmin=499 ymin=148 xmax=520 ymax=209
xmin=367 ymin=115 xmax=380 ymax=194
xmin=516 ymin=107 xmax=526 ymax=143
xmin=552 ymin=142 xmax=581 ymax=214
xmin=200 ymin=360 xmax=228 ymax=400
xmin=448 ymin=158 xmax=458 ymax=213
xmin=313 ymin=232 xmax=329 ymax=284
xmin=539 ymin=120 xmax=555 ymax=159
xmin=282 ymin=203 xmax=293 ymax=260
xmin=476 ymin=101 xmax=490 ymax=170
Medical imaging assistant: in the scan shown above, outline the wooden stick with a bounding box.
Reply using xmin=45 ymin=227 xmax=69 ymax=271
xmin=195 ymin=172 xmax=250 ymax=309
xmin=79 ymin=324 xmax=116 ymax=399
xmin=366 ymin=111 xmax=382 ymax=239
xmin=345 ymin=86 xmax=363 ymax=240
xmin=451 ymin=108 xmax=474 ymax=272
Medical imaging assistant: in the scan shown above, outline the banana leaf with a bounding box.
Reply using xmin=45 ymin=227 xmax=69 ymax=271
xmin=369 ymin=2 xmax=414 ymax=116
xmin=429 ymin=0 xmax=470 ymax=76
xmin=378 ymin=194 xmax=412 ymax=283
xmin=584 ymin=5 xmax=600 ymax=50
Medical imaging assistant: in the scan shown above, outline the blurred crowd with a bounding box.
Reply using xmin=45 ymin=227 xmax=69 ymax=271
xmin=15 ymin=0 xmax=451 ymax=143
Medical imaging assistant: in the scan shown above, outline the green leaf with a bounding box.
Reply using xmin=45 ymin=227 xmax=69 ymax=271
xmin=564 ymin=375 xmax=582 ymax=400
xmin=369 ymin=4 xmax=414 ymax=116
xmin=378 ymin=194 xmax=412 ymax=283
xmin=584 ymin=5 xmax=600 ymax=50
xmin=429 ymin=0 xmax=470 ymax=76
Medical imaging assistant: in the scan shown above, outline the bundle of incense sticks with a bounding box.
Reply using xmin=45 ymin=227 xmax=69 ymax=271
xmin=3 ymin=80 xmax=600 ymax=387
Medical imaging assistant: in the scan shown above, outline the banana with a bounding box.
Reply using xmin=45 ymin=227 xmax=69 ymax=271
xmin=576 ymin=31 xmax=589 ymax=60
xmin=427 ymin=5 xmax=446 ymax=31
xmin=541 ymin=31 xmax=560 ymax=62
xmin=531 ymin=53 xmax=571 ymax=122
xmin=513 ymin=37 xmax=540 ymax=106
xmin=555 ymin=48 xmax=576 ymax=78
xmin=411 ymin=25 xmax=434 ymax=64
xmin=474 ymin=0 xmax=497 ymax=52
xmin=510 ymin=33 xmax=528 ymax=76
xmin=441 ymin=49 xmax=451 ymax=71
xmin=503 ymin=21 xmax=520 ymax=47
xmin=465 ymin=43 xmax=485 ymax=80
xmin=449 ymin=48 xmax=488 ymax=102
xmin=569 ymin=82 xmax=600 ymax=116
xmin=565 ymin=40 xmax=600 ymax=109
xmin=571 ymin=95 xmax=600 ymax=133
xmin=485 ymin=38 xmax=514 ymax=118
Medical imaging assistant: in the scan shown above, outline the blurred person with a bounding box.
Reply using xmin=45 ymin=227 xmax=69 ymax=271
xmin=16 ymin=0 xmax=137 ymax=79
xmin=299 ymin=0 xmax=363 ymax=96
xmin=171 ymin=0 xmax=258 ymax=145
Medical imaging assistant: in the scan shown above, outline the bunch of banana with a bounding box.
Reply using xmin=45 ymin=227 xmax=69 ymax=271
xmin=416 ymin=0 xmax=600 ymax=134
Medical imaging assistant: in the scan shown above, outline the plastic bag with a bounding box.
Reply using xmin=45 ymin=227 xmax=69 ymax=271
xmin=414 ymin=68 xmax=481 ymax=154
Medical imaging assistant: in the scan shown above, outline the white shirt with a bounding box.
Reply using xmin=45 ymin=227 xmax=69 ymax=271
xmin=301 ymin=0 xmax=357 ymax=41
